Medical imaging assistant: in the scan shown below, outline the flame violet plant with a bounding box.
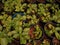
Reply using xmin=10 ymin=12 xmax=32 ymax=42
xmin=0 ymin=14 xmax=42 ymax=45
xmin=0 ymin=0 xmax=60 ymax=45
xmin=3 ymin=0 xmax=27 ymax=12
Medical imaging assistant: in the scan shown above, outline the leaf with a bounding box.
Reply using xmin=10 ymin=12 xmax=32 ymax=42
xmin=0 ymin=25 xmax=2 ymax=31
xmin=20 ymin=37 xmax=26 ymax=44
xmin=13 ymin=34 xmax=19 ymax=38
xmin=1 ymin=38 xmax=8 ymax=45
xmin=19 ymin=27 xmax=22 ymax=34
xmin=55 ymin=27 xmax=60 ymax=31
xmin=0 ymin=16 xmax=3 ymax=19
xmin=55 ymin=32 xmax=60 ymax=40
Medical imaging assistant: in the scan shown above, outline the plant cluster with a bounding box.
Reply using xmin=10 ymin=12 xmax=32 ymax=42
xmin=0 ymin=14 xmax=42 ymax=45
xmin=0 ymin=0 xmax=60 ymax=45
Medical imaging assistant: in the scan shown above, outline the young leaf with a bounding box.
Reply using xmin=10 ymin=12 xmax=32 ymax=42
xmin=1 ymin=38 xmax=8 ymax=45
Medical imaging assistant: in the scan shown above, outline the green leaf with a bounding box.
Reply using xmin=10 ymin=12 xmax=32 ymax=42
xmin=13 ymin=34 xmax=19 ymax=38
xmin=20 ymin=37 xmax=26 ymax=44
xmin=0 ymin=25 xmax=2 ymax=31
xmin=55 ymin=32 xmax=60 ymax=40
xmin=1 ymin=38 xmax=8 ymax=45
